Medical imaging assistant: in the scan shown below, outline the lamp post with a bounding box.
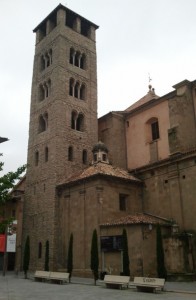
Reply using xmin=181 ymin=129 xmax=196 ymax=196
xmin=2 ymin=225 xmax=8 ymax=276
xmin=1 ymin=136 xmax=9 ymax=275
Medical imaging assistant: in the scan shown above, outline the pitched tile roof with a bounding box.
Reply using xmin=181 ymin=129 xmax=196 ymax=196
xmin=125 ymin=87 xmax=159 ymax=112
xmin=58 ymin=161 xmax=141 ymax=187
xmin=100 ymin=213 xmax=171 ymax=227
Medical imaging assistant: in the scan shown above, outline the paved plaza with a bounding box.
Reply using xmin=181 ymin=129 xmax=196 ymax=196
xmin=0 ymin=272 xmax=196 ymax=300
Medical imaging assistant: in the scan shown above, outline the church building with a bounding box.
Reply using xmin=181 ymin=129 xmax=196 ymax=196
xmin=22 ymin=4 xmax=196 ymax=279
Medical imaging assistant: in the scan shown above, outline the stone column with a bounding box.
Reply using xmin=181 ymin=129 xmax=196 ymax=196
xmin=57 ymin=8 xmax=66 ymax=26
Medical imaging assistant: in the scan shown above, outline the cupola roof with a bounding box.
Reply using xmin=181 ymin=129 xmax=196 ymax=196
xmin=92 ymin=141 xmax=108 ymax=153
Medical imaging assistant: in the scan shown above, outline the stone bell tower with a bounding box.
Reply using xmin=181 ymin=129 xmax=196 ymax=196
xmin=23 ymin=4 xmax=99 ymax=270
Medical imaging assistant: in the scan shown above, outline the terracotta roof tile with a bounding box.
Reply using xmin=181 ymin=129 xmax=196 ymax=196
xmin=58 ymin=162 xmax=141 ymax=187
xmin=100 ymin=213 xmax=170 ymax=227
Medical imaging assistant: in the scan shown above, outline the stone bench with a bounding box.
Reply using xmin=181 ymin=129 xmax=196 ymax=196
xmin=34 ymin=271 xmax=50 ymax=282
xmin=131 ymin=277 xmax=165 ymax=293
xmin=103 ymin=275 xmax=130 ymax=289
xmin=49 ymin=272 xmax=69 ymax=284
xmin=34 ymin=271 xmax=69 ymax=284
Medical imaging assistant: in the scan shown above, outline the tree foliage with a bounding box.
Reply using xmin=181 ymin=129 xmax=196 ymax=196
xmin=67 ymin=233 xmax=73 ymax=282
xmin=122 ymin=228 xmax=130 ymax=276
xmin=0 ymin=218 xmax=14 ymax=234
xmin=156 ymin=224 xmax=167 ymax=279
xmin=90 ymin=229 xmax=99 ymax=285
xmin=0 ymin=156 xmax=26 ymax=232
xmin=0 ymin=158 xmax=26 ymax=204
xmin=23 ymin=235 xmax=30 ymax=279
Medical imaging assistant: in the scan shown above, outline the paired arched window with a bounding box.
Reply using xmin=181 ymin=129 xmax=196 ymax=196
xmin=38 ymin=112 xmax=48 ymax=133
xmin=34 ymin=146 xmax=49 ymax=166
xmin=40 ymin=49 xmax=52 ymax=71
xmin=68 ymin=147 xmax=88 ymax=163
xmin=69 ymin=48 xmax=86 ymax=70
xmin=69 ymin=78 xmax=86 ymax=100
xmin=71 ymin=111 xmax=85 ymax=131
xmin=39 ymin=79 xmax=51 ymax=101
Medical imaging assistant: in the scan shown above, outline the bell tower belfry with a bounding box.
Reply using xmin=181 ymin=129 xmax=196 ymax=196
xmin=24 ymin=4 xmax=98 ymax=270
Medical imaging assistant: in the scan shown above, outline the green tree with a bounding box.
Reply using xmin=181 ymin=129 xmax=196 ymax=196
xmin=0 ymin=160 xmax=26 ymax=204
xmin=67 ymin=233 xmax=73 ymax=282
xmin=23 ymin=235 xmax=30 ymax=279
xmin=45 ymin=240 xmax=49 ymax=271
xmin=122 ymin=228 xmax=130 ymax=276
xmin=156 ymin=224 xmax=167 ymax=279
xmin=0 ymin=157 xmax=26 ymax=233
xmin=90 ymin=229 xmax=99 ymax=285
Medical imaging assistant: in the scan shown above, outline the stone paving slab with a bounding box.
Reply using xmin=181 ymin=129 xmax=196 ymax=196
xmin=0 ymin=273 xmax=196 ymax=300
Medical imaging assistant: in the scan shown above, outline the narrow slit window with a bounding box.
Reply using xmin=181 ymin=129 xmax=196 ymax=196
xmin=68 ymin=146 xmax=73 ymax=161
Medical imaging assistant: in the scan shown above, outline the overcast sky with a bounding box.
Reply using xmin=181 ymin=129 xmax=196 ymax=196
xmin=1 ymin=0 xmax=196 ymax=174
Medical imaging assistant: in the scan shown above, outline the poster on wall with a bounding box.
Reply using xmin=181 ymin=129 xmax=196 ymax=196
xmin=0 ymin=234 xmax=5 ymax=252
xmin=6 ymin=234 xmax=16 ymax=252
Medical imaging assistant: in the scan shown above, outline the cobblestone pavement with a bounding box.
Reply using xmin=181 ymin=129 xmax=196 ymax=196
xmin=0 ymin=273 xmax=196 ymax=300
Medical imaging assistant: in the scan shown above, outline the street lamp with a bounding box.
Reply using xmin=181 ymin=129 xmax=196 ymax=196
xmin=2 ymin=225 xmax=8 ymax=276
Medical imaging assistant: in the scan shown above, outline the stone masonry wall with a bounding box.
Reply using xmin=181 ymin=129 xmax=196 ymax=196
xmin=24 ymin=7 xmax=98 ymax=271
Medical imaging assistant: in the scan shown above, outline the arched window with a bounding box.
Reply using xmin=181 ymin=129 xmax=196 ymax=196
xmin=82 ymin=150 xmax=87 ymax=164
xmin=40 ymin=55 xmax=45 ymax=71
xmin=69 ymin=48 xmax=75 ymax=65
xmin=46 ymin=79 xmax=51 ymax=98
xmin=146 ymin=117 xmax=160 ymax=142
xmin=146 ymin=117 xmax=159 ymax=162
xmin=40 ymin=49 xmax=52 ymax=72
xmin=45 ymin=147 xmax=49 ymax=162
xmin=44 ymin=112 xmax=48 ymax=130
xmin=69 ymin=47 xmax=86 ymax=69
xmin=68 ymin=146 xmax=73 ymax=161
xmin=76 ymin=113 xmax=84 ymax=131
xmin=45 ymin=53 xmax=50 ymax=68
xmin=45 ymin=84 xmax=49 ymax=98
xmin=71 ymin=111 xmax=85 ymax=132
xmin=38 ymin=242 xmax=42 ymax=259
xmin=38 ymin=115 xmax=46 ymax=133
xmin=74 ymin=82 xmax=80 ymax=98
xmin=48 ymin=49 xmax=52 ymax=65
xmin=71 ymin=111 xmax=77 ymax=129
xmin=80 ymin=54 xmax=86 ymax=69
xmin=69 ymin=78 xmax=74 ymax=96
xmin=38 ymin=113 xmax=48 ymax=133
xmin=39 ymin=84 xmax=45 ymax=101
xmin=151 ymin=120 xmax=159 ymax=140
xmin=39 ymin=79 xmax=51 ymax=101
xmin=102 ymin=153 xmax=107 ymax=161
xmin=80 ymin=84 xmax=86 ymax=100
xmin=75 ymin=51 xmax=80 ymax=67
xmin=35 ymin=151 xmax=39 ymax=166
